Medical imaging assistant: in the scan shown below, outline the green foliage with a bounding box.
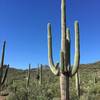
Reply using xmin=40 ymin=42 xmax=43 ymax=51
xmin=1 ymin=62 xmax=100 ymax=100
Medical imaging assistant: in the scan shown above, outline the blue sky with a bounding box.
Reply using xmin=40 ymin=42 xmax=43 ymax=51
xmin=0 ymin=0 xmax=100 ymax=69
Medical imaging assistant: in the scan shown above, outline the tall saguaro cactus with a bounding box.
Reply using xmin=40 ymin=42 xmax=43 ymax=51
xmin=0 ymin=41 xmax=9 ymax=90
xmin=47 ymin=0 xmax=80 ymax=100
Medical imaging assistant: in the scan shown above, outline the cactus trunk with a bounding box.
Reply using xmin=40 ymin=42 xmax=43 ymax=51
xmin=60 ymin=74 xmax=69 ymax=100
xmin=60 ymin=0 xmax=69 ymax=99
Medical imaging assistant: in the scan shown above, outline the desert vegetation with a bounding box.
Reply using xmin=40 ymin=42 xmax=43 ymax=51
xmin=0 ymin=62 xmax=100 ymax=100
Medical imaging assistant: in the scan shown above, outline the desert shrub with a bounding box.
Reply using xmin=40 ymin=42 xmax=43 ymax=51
xmin=80 ymin=94 xmax=89 ymax=100
xmin=4 ymin=64 xmax=100 ymax=100
xmin=88 ymin=83 xmax=100 ymax=95
xmin=6 ymin=92 xmax=18 ymax=100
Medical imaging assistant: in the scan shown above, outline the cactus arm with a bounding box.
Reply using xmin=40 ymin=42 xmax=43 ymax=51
xmin=1 ymin=64 xmax=9 ymax=85
xmin=71 ymin=21 xmax=80 ymax=76
xmin=66 ymin=28 xmax=71 ymax=72
xmin=47 ymin=23 xmax=59 ymax=75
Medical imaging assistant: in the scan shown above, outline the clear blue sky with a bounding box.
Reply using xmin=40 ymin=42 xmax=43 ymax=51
xmin=0 ymin=0 xmax=100 ymax=69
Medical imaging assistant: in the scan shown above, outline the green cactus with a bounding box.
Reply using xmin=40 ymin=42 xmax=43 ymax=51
xmin=0 ymin=41 xmax=9 ymax=90
xmin=39 ymin=64 xmax=42 ymax=85
xmin=36 ymin=64 xmax=42 ymax=85
xmin=93 ymin=73 xmax=97 ymax=85
xmin=36 ymin=64 xmax=39 ymax=80
xmin=26 ymin=64 xmax=31 ymax=88
xmin=47 ymin=0 xmax=80 ymax=99
xmin=75 ymin=71 xmax=80 ymax=98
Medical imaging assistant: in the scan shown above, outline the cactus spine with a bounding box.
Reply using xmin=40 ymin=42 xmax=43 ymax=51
xmin=47 ymin=0 xmax=80 ymax=99
xmin=0 ymin=41 xmax=9 ymax=90
xmin=26 ymin=64 xmax=31 ymax=88
xmin=75 ymin=71 xmax=80 ymax=98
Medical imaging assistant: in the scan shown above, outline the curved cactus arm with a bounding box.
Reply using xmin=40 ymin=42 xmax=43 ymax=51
xmin=66 ymin=28 xmax=71 ymax=72
xmin=71 ymin=21 xmax=80 ymax=76
xmin=47 ymin=23 xmax=59 ymax=75
xmin=1 ymin=64 xmax=9 ymax=85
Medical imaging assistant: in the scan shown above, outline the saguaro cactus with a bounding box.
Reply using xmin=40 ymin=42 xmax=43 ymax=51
xmin=26 ymin=64 xmax=31 ymax=88
xmin=36 ymin=64 xmax=42 ymax=85
xmin=47 ymin=0 xmax=80 ymax=100
xmin=36 ymin=65 xmax=39 ymax=80
xmin=93 ymin=73 xmax=97 ymax=85
xmin=0 ymin=41 xmax=9 ymax=90
xmin=39 ymin=64 xmax=42 ymax=85
xmin=75 ymin=71 xmax=80 ymax=98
